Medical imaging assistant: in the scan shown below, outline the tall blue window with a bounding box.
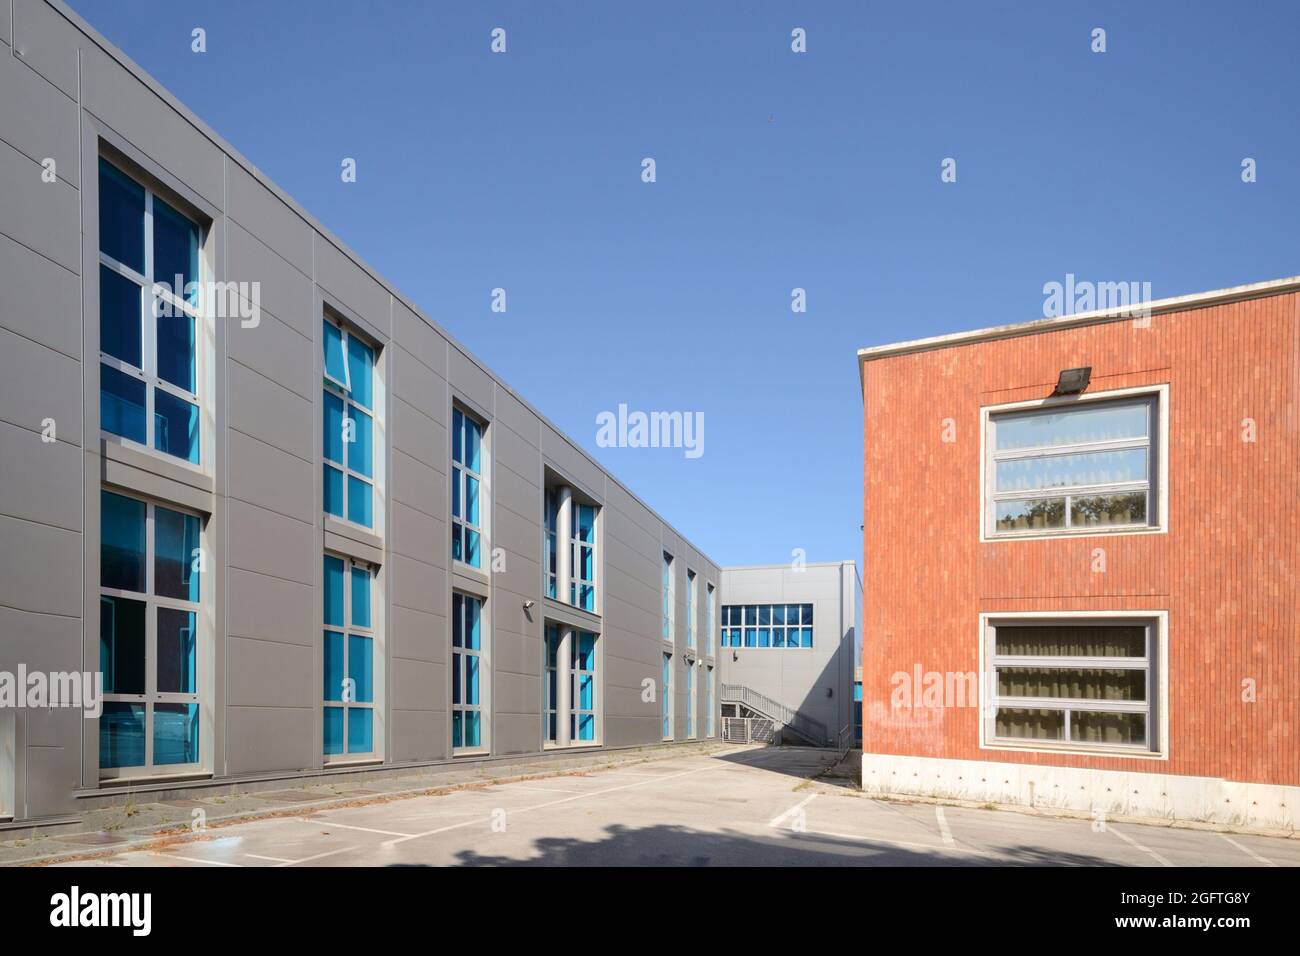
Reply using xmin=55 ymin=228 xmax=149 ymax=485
xmin=99 ymin=490 xmax=202 ymax=774
xmin=543 ymin=490 xmax=558 ymax=599
xmin=571 ymin=631 xmax=597 ymax=742
xmin=685 ymin=660 xmax=695 ymax=738
xmin=706 ymin=665 xmax=715 ymax=737
xmin=544 ymin=623 xmax=560 ymax=743
xmin=570 ymin=503 xmax=596 ymax=611
xmin=323 ymin=318 xmax=376 ymax=529
xmin=662 ymin=552 xmax=674 ymax=640
xmin=720 ymin=604 xmax=814 ymax=649
xmin=323 ymin=554 xmax=375 ymax=757
xmin=706 ymin=583 xmax=716 ymax=656
xmin=452 ymin=592 xmax=485 ymax=749
xmin=451 ymin=407 xmax=485 ymax=568
xmin=685 ymin=569 xmax=697 ymax=649
xmin=98 ymin=158 xmax=202 ymax=464
xmin=662 ymin=652 xmax=672 ymax=739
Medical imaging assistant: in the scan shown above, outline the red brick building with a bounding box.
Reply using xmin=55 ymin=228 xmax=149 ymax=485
xmin=857 ymin=277 xmax=1299 ymax=829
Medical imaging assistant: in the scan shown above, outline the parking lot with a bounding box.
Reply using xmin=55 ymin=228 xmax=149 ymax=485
xmin=48 ymin=747 xmax=1300 ymax=867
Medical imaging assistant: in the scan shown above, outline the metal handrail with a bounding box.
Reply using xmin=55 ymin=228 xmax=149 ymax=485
xmin=720 ymin=682 xmax=830 ymax=745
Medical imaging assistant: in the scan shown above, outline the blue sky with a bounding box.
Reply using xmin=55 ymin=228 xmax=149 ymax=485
xmin=69 ymin=0 xmax=1299 ymax=567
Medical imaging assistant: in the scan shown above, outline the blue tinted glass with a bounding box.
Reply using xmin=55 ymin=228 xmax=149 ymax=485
xmin=579 ymin=584 xmax=595 ymax=611
xmin=152 ymin=195 xmax=199 ymax=297
xmin=465 ymin=529 xmax=480 ymax=567
xmin=786 ymin=605 xmax=800 ymax=626
xmin=744 ymin=606 xmax=757 ymax=625
xmin=452 ymin=710 xmax=463 ymax=748
xmin=802 ymin=605 xmax=814 ymax=626
xmin=156 ymin=310 xmax=195 ymax=393
xmin=464 ymin=474 xmax=479 ymax=524
xmin=772 ymin=605 xmax=785 ymax=625
xmin=154 ymin=506 xmax=200 ymax=601
xmin=854 ymin=683 xmax=863 ymax=702
xmin=98 ymin=159 xmax=144 ymax=272
xmin=100 ymin=266 xmax=142 ymax=366
xmin=744 ymin=629 xmax=756 ymax=647
xmin=773 ymin=627 xmax=785 ymax=648
xmin=323 ymin=556 xmax=344 ymax=626
xmin=346 ymin=336 xmax=373 ymax=409
xmin=323 ymin=321 xmax=347 ymax=384
xmin=348 ymin=708 xmax=373 ymax=753
xmin=578 ymin=673 xmax=593 ymax=710
xmin=157 ymin=608 xmax=196 ymax=694
xmin=452 ymin=652 xmax=462 ymax=704
xmin=452 ymin=408 xmax=463 ymax=464
xmin=757 ymin=628 xmax=770 ymax=647
xmin=324 ymin=464 xmax=344 ymax=517
xmin=451 ymin=466 xmax=461 ymax=519
xmin=452 ymin=593 xmax=463 ymax=647
xmin=577 ymin=713 xmax=594 ymax=741
xmin=100 ymin=364 xmax=147 ymax=444
xmin=154 ymin=389 xmax=199 ymax=463
xmin=347 ymin=476 xmax=372 ymax=527
xmin=465 ymin=417 xmax=481 ymax=472
xmin=100 ymin=702 xmax=145 ymax=768
xmin=464 ymin=711 xmax=481 ymax=748
xmin=349 ymin=409 xmax=372 ymax=477
xmin=465 ymin=655 xmax=479 ymax=705
xmin=758 ymin=605 xmax=770 ymax=626
xmin=323 ymin=706 xmax=344 ymax=754
xmin=801 ymin=627 xmax=813 ymax=648
xmin=349 ymin=635 xmax=373 ymax=703
xmin=99 ymin=596 xmax=145 ymax=694
xmin=100 ymin=491 xmax=146 ymax=591
xmin=323 ymin=391 xmax=344 ymax=464
xmin=154 ymin=703 xmax=199 ymax=765
xmin=465 ymin=597 xmax=480 ymax=650
xmin=323 ymin=630 xmax=344 ymax=701
xmin=350 ymin=567 xmax=370 ymax=628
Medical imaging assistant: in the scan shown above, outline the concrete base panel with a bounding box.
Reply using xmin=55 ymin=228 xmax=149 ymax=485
xmin=861 ymin=752 xmax=1299 ymax=832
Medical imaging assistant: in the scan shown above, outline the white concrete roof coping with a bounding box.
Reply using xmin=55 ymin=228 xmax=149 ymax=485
xmin=856 ymin=274 xmax=1300 ymax=367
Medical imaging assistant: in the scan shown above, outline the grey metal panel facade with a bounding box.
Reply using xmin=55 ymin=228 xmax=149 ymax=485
xmin=718 ymin=562 xmax=859 ymax=741
xmin=0 ymin=0 xmax=720 ymax=823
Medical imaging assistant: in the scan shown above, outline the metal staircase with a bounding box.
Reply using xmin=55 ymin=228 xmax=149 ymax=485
xmin=720 ymin=683 xmax=830 ymax=746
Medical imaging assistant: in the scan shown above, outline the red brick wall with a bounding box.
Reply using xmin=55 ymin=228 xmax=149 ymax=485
xmin=860 ymin=290 xmax=1299 ymax=786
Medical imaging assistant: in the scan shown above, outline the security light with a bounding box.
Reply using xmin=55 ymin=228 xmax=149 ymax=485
xmin=1054 ymin=366 xmax=1091 ymax=395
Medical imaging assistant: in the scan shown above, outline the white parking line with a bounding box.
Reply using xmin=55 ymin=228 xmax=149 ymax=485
xmin=935 ymin=806 xmax=955 ymax=846
xmin=506 ymin=785 xmax=589 ymax=795
xmin=1218 ymin=832 xmax=1276 ymax=867
xmin=150 ymin=851 xmax=241 ymax=867
xmin=300 ymin=819 xmax=412 ymax=838
xmin=273 ymin=847 xmax=353 ymax=867
xmin=1107 ymin=824 xmax=1174 ymax=867
xmin=245 ymin=853 xmax=295 ymax=864
xmin=797 ymin=826 xmax=990 ymax=857
xmin=768 ymin=794 xmax=819 ymax=829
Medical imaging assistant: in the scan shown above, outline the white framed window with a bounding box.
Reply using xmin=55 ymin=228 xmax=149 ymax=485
xmin=452 ymin=592 xmax=486 ymax=751
xmin=570 ymin=631 xmax=597 ymax=743
xmin=662 ymin=552 xmax=674 ymax=641
xmin=705 ymin=582 xmax=716 ymax=656
xmin=705 ymin=664 xmax=715 ymax=738
xmin=98 ymin=156 xmax=205 ymax=467
xmin=685 ymin=659 xmax=695 ymax=739
xmin=661 ymin=652 xmax=673 ymax=740
xmin=323 ymin=554 xmax=376 ymax=760
xmin=99 ymin=489 xmax=204 ymax=778
xmin=720 ymin=603 xmax=813 ymax=648
xmin=451 ymin=407 xmax=486 ymax=568
xmin=983 ymin=389 xmax=1166 ymax=539
xmin=685 ymin=569 xmax=697 ymax=650
xmin=323 ymin=317 xmax=378 ymax=530
xmin=570 ymin=502 xmax=597 ymax=611
xmin=543 ymin=489 xmax=558 ymax=599
xmin=982 ymin=616 xmax=1160 ymax=755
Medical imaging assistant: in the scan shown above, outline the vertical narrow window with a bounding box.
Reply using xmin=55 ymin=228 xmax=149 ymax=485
xmin=662 ymin=552 xmax=674 ymax=640
xmin=543 ymin=623 xmax=560 ymax=743
xmin=570 ymin=503 xmax=597 ymax=611
xmin=452 ymin=592 xmax=485 ymax=750
xmin=98 ymin=158 xmax=202 ymax=465
xmin=571 ymin=632 xmax=597 ymax=742
xmin=706 ymin=583 xmax=715 ymax=656
xmin=451 ymin=408 xmax=485 ymax=568
xmin=706 ymin=665 xmax=715 ymax=737
xmin=543 ymin=490 xmax=558 ymax=599
xmin=100 ymin=490 xmax=202 ymax=774
xmin=685 ymin=661 xmax=695 ymax=738
xmin=322 ymin=555 xmax=375 ymax=758
xmin=662 ymin=652 xmax=672 ymax=740
xmin=685 ymin=569 xmax=697 ymax=650
xmin=322 ymin=319 xmax=376 ymax=529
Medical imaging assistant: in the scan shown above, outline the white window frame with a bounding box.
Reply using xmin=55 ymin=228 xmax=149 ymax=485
xmin=981 ymin=385 xmax=1169 ymax=542
xmin=662 ymin=652 xmax=673 ymax=740
xmin=451 ymin=591 xmax=488 ymax=754
xmin=684 ymin=658 xmax=695 ymax=739
xmin=685 ymin=569 xmax=697 ymax=650
xmin=705 ymin=582 xmax=716 ymax=656
xmin=451 ymin=405 xmax=487 ymax=570
xmin=99 ymin=490 xmax=205 ymax=780
xmin=98 ymin=158 xmax=207 ymax=470
xmin=978 ymin=610 xmax=1169 ymax=759
xmin=322 ymin=316 xmax=378 ymax=531
xmin=662 ymin=552 xmax=674 ymax=641
xmin=705 ymin=664 xmax=715 ymax=738
xmin=720 ymin=603 xmax=814 ymax=649
xmin=569 ymin=502 xmax=598 ymax=611
xmin=569 ymin=630 xmax=598 ymax=744
xmin=543 ymin=489 xmax=558 ymax=599
xmin=322 ymin=554 xmax=378 ymax=763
